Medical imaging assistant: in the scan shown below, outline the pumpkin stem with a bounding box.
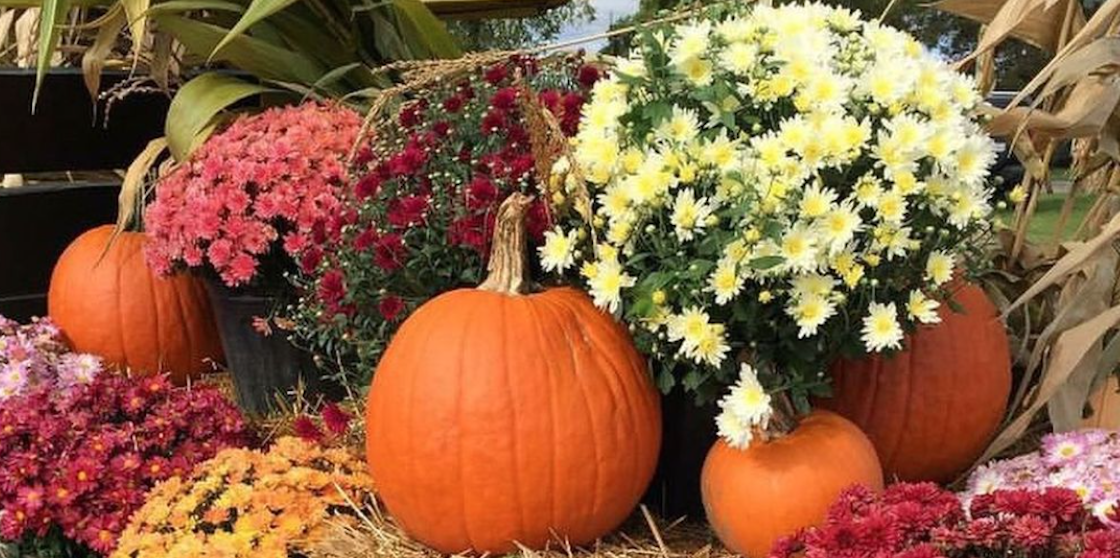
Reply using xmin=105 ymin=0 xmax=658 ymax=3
xmin=478 ymin=193 xmax=535 ymax=295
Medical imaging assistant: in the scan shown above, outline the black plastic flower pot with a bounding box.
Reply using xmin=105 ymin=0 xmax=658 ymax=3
xmin=204 ymin=279 xmax=340 ymax=415
xmin=642 ymin=389 xmax=719 ymax=519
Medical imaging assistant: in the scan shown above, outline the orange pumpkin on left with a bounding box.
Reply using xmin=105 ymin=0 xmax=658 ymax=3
xmin=48 ymin=225 xmax=224 ymax=384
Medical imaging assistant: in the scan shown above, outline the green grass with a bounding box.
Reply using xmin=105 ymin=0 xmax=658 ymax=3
xmin=996 ymin=193 xmax=1095 ymax=244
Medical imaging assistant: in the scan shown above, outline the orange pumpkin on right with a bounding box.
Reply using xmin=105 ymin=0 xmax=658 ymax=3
xmin=818 ymin=282 xmax=1011 ymax=483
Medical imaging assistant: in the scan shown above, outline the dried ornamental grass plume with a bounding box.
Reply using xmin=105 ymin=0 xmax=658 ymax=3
xmin=112 ymin=437 xmax=373 ymax=558
xmin=0 ymin=314 xmax=101 ymax=401
xmin=772 ymin=482 xmax=1120 ymax=558
xmin=964 ymin=429 xmax=1120 ymax=527
xmin=0 ymin=373 xmax=249 ymax=554
xmin=144 ymin=103 xmax=362 ymax=287
xmin=290 ymin=55 xmax=598 ymax=384
xmin=547 ymin=2 xmax=999 ymax=404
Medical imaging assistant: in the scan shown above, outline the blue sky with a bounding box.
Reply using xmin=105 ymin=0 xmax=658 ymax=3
xmin=556 ymin=0 xmax=640 ymax=51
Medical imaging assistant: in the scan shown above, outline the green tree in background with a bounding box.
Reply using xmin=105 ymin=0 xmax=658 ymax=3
xmin=448 ymin=0 xmax=596 ymax=51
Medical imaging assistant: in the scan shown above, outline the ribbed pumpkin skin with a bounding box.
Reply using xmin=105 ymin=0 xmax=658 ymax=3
xmin=820 ymin=283 xmax=1011 ymax=483
xmin=701 ymin=410 xmax=883 ymax=558
xmin=366 ymin=286 xmax=662 ymax=555
xmin=48 ymin=226 xmax=224 ymax=384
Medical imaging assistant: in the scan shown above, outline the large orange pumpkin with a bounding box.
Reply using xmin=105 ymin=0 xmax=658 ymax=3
xmin=819 ymin=282 xmax=1011 ymax=483
xmin=366 ymin=194 xmax=662 ymax=555
xmin=48 ymin=225 xmax=224 ymax=384
xmin=701 ymin=410 xmax=883 ymax=558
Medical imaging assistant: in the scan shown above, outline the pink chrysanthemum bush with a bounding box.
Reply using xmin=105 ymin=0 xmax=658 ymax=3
xmin=0 ymin=373 xmax=251 ymax=557
xmin=289 ymin=54 xmax=600 ymax=383
xmin=0 ymin=314 xmax=101 ymax=401
xmin=965 ymin=429 xmax=1120 ymax=528
xmin=144 ymin=103 xmax=362 ymax=287
xmin=772 ymin=482 xmax=1120 ymax=558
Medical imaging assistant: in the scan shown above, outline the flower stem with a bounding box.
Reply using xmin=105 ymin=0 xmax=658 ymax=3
xmin=478 ymin=193 xmax=534 ymax=295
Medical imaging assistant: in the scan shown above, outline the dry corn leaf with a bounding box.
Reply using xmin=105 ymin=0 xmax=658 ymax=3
xmin=81 ymin=5 xmax=125 ymax=99
xmin=989 ymin=75 xmax=1120 ymax=140
xmin=1005 ymin=210 xmax=1120 ymax=315
xmin=981 ymin=303 xmax=1120 ymax=461
xmin=935 ymin=0 xmax=1084 ymax=55
xmin=1013 ymin=256 xmax=1094 ymax=413
xmin=1084 ymin=374 xmax=1120 ymax=428
xmin=114 ymin=136 xmax=167 ymax=237
xmin=1011 ymin=0 xmax=1120 ymax=109
xmin=1047 ymin=248 xmax=1119 ymax=431
xmin=150 ymin=31 xmax=173 ymax=91
xmin=0 ymin=9 xmax=15 ymax=52
xmin=1037 ymin=37 xmax=1120 ymax=103
xmin=14 ymin=8 xmax=37 ymax=68
xmin=120 ymin=0 xmax=149 ymax=57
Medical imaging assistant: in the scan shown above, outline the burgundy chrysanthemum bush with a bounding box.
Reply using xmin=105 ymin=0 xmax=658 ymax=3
xmin=289 ymin=54 xmax=600 ymax=383
xmin=0 ymin=373 xmax=250 ymax=556
xmin=144 ymin=103 xmax=362 ymax=287
xmin=770 ymin=482 xmax=1120 ymax=558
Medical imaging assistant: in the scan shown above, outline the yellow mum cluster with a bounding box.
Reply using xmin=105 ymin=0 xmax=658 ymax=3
xmin=112 ymin=437 xmax=372 ymax=558
xmin=542 ymin=2 xmax=998 ymax=403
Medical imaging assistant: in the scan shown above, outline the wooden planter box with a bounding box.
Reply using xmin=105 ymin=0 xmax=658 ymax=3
xmin=0 ymin=68 xmax=169 ymax=321
xmin=0 ymin=182 xmax=120 ymax=321
xmin=0 ymin=68 xmax=170 ymax=174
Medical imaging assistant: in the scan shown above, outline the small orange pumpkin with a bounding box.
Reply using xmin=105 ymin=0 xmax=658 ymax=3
xmin=819 ymin=283 xmax=1011 ymax=483
xmin=48 ymin=225 xmax=224 ymax=384
xmin=701 ymin=410 xmax=883 ymax=558
xmin=366 ymin=194 xmax=662 ymax=554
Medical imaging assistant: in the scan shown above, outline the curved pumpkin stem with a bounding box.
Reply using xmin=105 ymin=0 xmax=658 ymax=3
xmin=478 ymin=193 xmax=534 ymax=295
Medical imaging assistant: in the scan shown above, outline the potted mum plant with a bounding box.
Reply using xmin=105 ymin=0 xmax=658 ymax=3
xmin=143 ymin=102 xmax=361 ymax=413
xmin=288 ymin=54 xmax=599 ymax=389
xmin=545 ymin=1 xmax=1005 ymax=512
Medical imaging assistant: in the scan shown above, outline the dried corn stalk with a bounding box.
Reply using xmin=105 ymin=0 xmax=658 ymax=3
xmin=934 ymin=0 xmax=1120 ymax=473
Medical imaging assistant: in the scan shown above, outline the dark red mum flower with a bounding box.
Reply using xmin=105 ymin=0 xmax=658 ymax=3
xmin=481 ymin=109 xmax=508 ymax=135
xmin=292 ymin=416 xmax=324 ymax=443
xmin=387 ymin=195 xmax=430 ymax=229
xmin=491 ymin=87 xmax=519 ymax=110
xmin=320 ymin=403 xmax=352 ymax=435
xmin=466 ymin=176 xmax=499 ymax=210
xmin=442 ymin=95 xmax=464 ymax=113
xmin=317 ymin=270 xmax=346 ymax=306
xmin=378 ymin=295 xmax=406 ymax=322
xmin=577 ymin=64 xmax=601 ymax=88
xmin=398 ymin=101 xmax=425 ymax=128
xmin=300 ymin=247 xmax=323 ymax=274
xmin=1007 ymin=515 xmax=1052 ymax=549
xmin=373 ymin=233 xmax=407 ymax=271
xmin=354 ymin=173 xmax=381 ymax=200
xmin=353 ymin=227 xmax=379 ymax=251
xmin=484 ymin=63 xmax=508 ymax=85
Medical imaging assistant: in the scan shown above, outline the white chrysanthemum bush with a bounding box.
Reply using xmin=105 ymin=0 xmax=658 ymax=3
xmin=542 ymin=2 xmax=999 ymax=413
